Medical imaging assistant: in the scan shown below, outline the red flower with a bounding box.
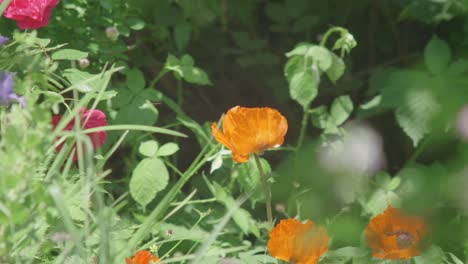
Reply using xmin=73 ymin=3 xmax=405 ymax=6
xmin=52 ymin=108 xmax=107 ymax=161
xmin=3 ymin=0 xmax=60 ymax=29
xmin=126 ymin=250 xmax=159 ymax=264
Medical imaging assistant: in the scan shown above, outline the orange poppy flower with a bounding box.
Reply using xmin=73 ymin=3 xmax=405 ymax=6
xmin=211 ymin=106 xmax=288 ymax=163
xmin=126 ymin=250 xmax=159 ymax=264
xmin=267 ymin=218 xmax=329 ymax=264
xmin=366 ymin=205 xmax=429 ymax=260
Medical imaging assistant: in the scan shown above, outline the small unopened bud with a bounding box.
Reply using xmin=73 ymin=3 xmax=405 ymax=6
xmin=78 ymin=58 xmax=90 ymax=69
xmin=275 ymin=203 xmax=285 ymax=213
xmin=105 ymin=27 xmax=119 ymax=40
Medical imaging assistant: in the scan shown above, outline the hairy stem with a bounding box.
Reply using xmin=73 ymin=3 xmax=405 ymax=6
xmin=254 ymin=154 xmax=272 ymax=225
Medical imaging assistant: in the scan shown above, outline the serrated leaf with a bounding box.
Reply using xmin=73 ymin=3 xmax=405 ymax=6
xmin=307 ymin=46 xmax=332 ymax=71
xmin=236 ymin=157 xmax=271 ymax=204
xmin=330 ymin=95 xmax=353 ymax=126
xmin=164 ymin=54 xmax=212 ymax=85
xmin=396 ymin=89 xmax=440 ymax=146
xmin=129 ymin=158 xmax=169 ymax=208
xmin=310 ymin=106 xmax=330 ymax=129
xmin=424 ymin=36 xmax=451 ymax=75
xmin=286 ymin=45 xmax=332 ymax=71
xmin=138 ymin=140 xmax=159 ymax=157
xmin=156 ymin=142 xmax=179 ymax=156
xmin=326 ymin=52 xmax=345 ymax=82
xmin=286 ymin=56 xmax=319 ymax=109
xmin=52 ymin=49 xmax=88 ymax=60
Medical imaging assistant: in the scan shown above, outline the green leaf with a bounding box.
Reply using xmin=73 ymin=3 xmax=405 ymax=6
xmin=395 ymin=89 xmax=440 ymax=146
xmin=174 ymin=23 xmax=192 ymax=51
xmin=366 ymin=189 xmax=400 ymax=216
xmin=326 ymin=52 xmax=345 ymax=82
xmin=310 ymin=106 xmax=331 ymax=129
xmin=126 ymin=68 xmax=145 ymax=91
xmin=236 ymin=157 xmax=271 ymax=204
xmin=330 ymin=95 xmax=353 ymax=126
xmin=128 ymin=17 xmax=146 ymax=30
xmin=52 ymin=49 xmax=88 ymax=60
xmin=286 ymin=45 xmax=332 ymax=71
xmin=285 ymin=56 xmax=319 ymax=108
xmin=156 ymin=142 xmax=180 ymax=156
xmin=424 ymin=35 xmax=451 ymax=75
xmin=138 ymin=140 xmax=159 ymax=157
xmin=129 ymin=158 xmax=169 ymax=208
xmin=164 ymin=54 xmax=212 ymax=85
xmin=290 ymin=69 xmax=318 ymax=108
xmin=206 ymin=180 xmax=260 ymax=237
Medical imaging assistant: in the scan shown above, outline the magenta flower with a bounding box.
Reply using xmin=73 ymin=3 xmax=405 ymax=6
xmin=51 ymin=108 xmax=108 ymax=161
xmin=0 ymin=71 xmax=26 ymax=107
xmin=2 ymin=0 xmax=60 ymax=29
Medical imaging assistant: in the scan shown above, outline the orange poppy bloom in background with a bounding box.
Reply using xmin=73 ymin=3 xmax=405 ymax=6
xmin=126 ymin=250 xmax=159 ymax=264
xmin=211 ymin=106 xmax=288 ymax=163
xmin=366 ymin=205 xmax=429 ymax=260
xmin=267 ymin=218 xmax=329 ymax=264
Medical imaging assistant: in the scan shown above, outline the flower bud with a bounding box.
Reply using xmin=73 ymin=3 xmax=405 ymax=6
xmin=105 ymin=27 xmax=119 ymax=40
xmin=78 ymin=58 xmax=90 ymax=69
xmin=457 ymin=105 xmax=468 ymax=141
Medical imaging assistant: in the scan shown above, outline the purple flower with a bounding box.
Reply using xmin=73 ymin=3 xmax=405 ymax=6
xmin=0 ymin=35 xmax=9 ymax=46
xmin=0 ymin=71 xmax=26 ymax=107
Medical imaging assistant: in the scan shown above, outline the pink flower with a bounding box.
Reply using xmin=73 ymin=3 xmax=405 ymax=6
xmin=3 ymin=0 xmax=60 ymax=29
xmin=52 ymin=108 xmax=107 ymax=161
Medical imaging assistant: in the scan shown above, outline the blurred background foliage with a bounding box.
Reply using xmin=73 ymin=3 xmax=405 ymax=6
xmin=2 ymin=0 xmax=468 ymax=263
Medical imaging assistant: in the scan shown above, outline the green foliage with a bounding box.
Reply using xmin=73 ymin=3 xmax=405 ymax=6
xmin=2 ymin=0 xmax=468 ymax=263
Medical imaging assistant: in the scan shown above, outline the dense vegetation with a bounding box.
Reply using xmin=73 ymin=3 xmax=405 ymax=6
xmin=1 ymin=0 xmax=468 ymax=263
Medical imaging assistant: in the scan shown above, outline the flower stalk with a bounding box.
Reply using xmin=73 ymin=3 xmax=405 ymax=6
xmin=254 ymin=154 xmax=273 ymax=225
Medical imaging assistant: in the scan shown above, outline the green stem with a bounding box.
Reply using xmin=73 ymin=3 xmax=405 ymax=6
xmin=296 ymin=110 xmax=309 ymax=151
xmin=254 ymin=154 xmax=272 ymax=225
xmin=319 ymin=27 xmax=345 ymax=47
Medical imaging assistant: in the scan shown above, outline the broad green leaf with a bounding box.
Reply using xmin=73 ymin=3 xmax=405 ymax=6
xmin=286 ymin=45 xmax=332 ymax=71
xmin=138 ymin=140 xmax=159 ymax=157
xmin=285 ymin=43 xmax=311 ymax=57
xmin=156 ymin=142 xmax=179 ymax=156
xmin=126 ymin=68 xmax=145 ymax=91
xmin=307 ymin=46 xmax=332 ymax=71
xmin=52 ymin=49 xmax=88 ymax=60
xmin=129 ymin=158 xmax=169 ymax=208
xmin=290 ymin=69 xmax=318 ymax=108
xmin=424 ymin=36 xmax=451 ymax=75
xmin=174 ymin=23 xmax=192 ymax=51
xmin=330 ymin=95 xmax=353 ymax=126
xmin=395 ymin=89 xmax=440 ymax=146
xmin=310 ymin=106 xmax=330 ymax=129
xmin=326 ymin=52 xmax=345 ymax=82
xmin=366 ymin=189 xmax=400 ymax=216
xmin=236 ymin=157 xmax=271 ymax=204
xmin=164 ymin=54 xmax=212 ymax=85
